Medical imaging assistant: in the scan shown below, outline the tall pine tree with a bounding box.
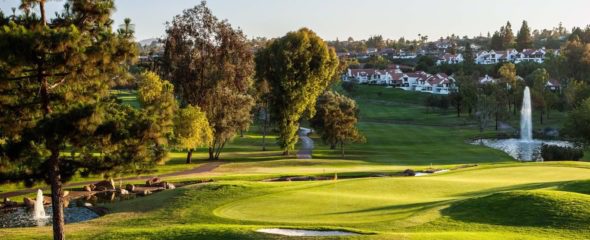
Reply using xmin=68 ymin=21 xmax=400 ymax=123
xmin=516 ymin=20 xmax=533 ymax=51
xmin=0 ymin=1 xmax=168 ymax=239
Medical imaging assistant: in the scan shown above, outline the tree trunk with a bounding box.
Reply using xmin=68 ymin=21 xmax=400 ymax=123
xmin=456 ymin=104 xmax=461 ymax=118
xmin=40 ymin=1 xmax=46 ymax=27
xmin=495 ymin=112 xmax=498 ymax=131
xmin=240 ymin=130 xmax=244 ymax=138
xmin=540 ymin=111 xmax=544 ymax=125
xmin=262 ymin=109 xmax=268 ymax=151
xmin=208 ymin=147 xmax=214 ymax=160
xmin=340 ymin=142 xmax=345 ymax=158
xmin=186 ymin=149 xmax=193 ymax=164
xmin=49 ymin=148 xmax=65 ymax=240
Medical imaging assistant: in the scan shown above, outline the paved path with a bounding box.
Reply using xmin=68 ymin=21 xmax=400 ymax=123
xmin=297 ymin=128 xmax=314 ymax=159
xmin=0 ymin=161 xmax=223 ymax=199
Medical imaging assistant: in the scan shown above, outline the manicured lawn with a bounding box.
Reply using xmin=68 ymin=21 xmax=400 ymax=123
xmin=2 ymin=85 xmax=590 ymax=239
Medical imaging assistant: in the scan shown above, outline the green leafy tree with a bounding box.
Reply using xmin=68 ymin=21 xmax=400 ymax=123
xmin=564 ymin=80 xmax=590 ymax=109
xmin=162 ymin=1 xmax=255 ymax=160
xmin=310 ymin=91 xmax=365 ymax=157
xmin=516 ymin=20 xmax=533 ymax=51
xmin=564 ymin=98 xmax=590 ymax=143
xmin=498 ymin=63 xmax=520 ymax=115
xmin=527 ymin=68 xmax=549 ymax=124
xmin=366 ymin=35 xmax=385 ymax=49
xmin=174 ymin=105 xmax=213 ymax=163
xmin=137 ymin=71 xmax=177 ymax=154
xmin=255 ymin=28 xmax=339 ymax=154
xmin=456 ymin=74 xmax=478 ymax=117
xmin=0 ymin=1 xmax=148 ymax=239
xmin=563 ymin=38 xmax=590 ymax=81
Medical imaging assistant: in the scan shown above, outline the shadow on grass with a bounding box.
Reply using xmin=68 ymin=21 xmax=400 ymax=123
xmin=441 ymin=190 xmax=590 ymax=229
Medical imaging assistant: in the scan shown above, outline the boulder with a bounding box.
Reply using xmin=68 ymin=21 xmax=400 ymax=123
xmin=83 ymin=185 xmax=92 ymax=192
xmin=137 ymin=190 xmax=152 ymax=196
xmin=119 ymin=189 xmax=129 ymax=195
xmin=3 ymin=200 xmax=17 ymax=208
xmin=23 ymin=197 xmax=35 ymax=209
xmin=165 ymin=182 xmax=175 ymax=190
xmin=125 ymin=184 xmax=135 ymax=192
xmin=403 ymin=169 xmax=416 ymax=176
xmin=95 ymin=179 xmax=116 ymax=190
xmin=145 ymin=177 xmax=161 ymax=186
xmin=63 ymin=190 xmax=70 ymax=197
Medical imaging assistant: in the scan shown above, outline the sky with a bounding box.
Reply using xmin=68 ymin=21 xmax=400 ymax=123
xmin=1 ymin=0 xmax=589 ymax=41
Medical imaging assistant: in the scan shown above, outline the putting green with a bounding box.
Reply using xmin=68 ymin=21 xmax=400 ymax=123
xmin=215 ymin=165 xmax=590 ymax=225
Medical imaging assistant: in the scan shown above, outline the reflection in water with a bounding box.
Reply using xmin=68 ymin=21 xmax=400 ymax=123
xmin=473 ymin=139 xmax=573 ymax=161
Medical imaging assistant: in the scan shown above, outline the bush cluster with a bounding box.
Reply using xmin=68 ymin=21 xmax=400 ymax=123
xmin=541 ymin=145 xmax=584 ymax=161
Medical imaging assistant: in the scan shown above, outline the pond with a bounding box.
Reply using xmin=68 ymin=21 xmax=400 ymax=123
xmin=473 ymin=139 xmax=574 ymax=161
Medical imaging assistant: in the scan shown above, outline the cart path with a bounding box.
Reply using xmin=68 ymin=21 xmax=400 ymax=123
xmin=297 ymin=128 xmax=314 ymax=159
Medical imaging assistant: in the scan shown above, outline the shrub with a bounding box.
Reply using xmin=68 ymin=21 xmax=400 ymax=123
xmin=341 ymin=81 xmax=357 ymax=95
xmin=541 ymin=145 xmax=584 ymax=161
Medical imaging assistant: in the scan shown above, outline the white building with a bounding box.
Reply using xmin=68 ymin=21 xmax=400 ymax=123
xmin=437 ymin=53 xmax=464 ymax=65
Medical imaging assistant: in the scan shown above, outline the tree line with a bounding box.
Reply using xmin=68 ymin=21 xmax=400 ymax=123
xmin=0 ymin=1 xmax=365 ymax=239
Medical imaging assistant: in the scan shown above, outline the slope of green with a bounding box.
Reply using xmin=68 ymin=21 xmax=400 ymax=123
xmin=444 ymin=190 xmax=590 ymax=228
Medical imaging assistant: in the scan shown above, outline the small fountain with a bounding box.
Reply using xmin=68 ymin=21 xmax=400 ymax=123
xmin=33 ymin=189 xmax=49 ymax=221
xmin=473 ymin=87 xmax=573 ymax=161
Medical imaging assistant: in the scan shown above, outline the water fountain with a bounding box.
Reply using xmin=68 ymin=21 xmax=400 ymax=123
xmin=474 ymin=87 xmax=573 ymax=161
xmin=33 ymin=189 xmax=49 ymax=221
xmin=520 ymin=87 xmax=533 ymax=141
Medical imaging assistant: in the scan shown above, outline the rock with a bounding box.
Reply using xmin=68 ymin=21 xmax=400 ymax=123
xmin=165 ymin=183 xmax=175 ymax=190
xmin=62 ymin=199 xmax=70 ymax=208
xmin=95 ymin=179 xmax=116 ymax=190
xmin=63 ymin=190 xmax=70 ymax=197
xmin=3 ymin=200 xmax=17 ymax=208
xmin=23 ymin=197 xmax=35 ymax=209
xmin=403 ymin=169 xmax=416 ymax=176
xmin=145 ymin=177 xmax=161 ymax=186
xmin=125 ymin=184 xmax=135 ymax=192
xmin=119 ymin=189 xmax=129 ymax=195
xmin=83 ymin=185 xmax=92 ymax=192
xmin=84 ymin=202 xmax=93 ymax=207
xmin=43 ymin=196 xmax=51 ymax=205
xmin=137 ymin=190 xmax=152 ymax=196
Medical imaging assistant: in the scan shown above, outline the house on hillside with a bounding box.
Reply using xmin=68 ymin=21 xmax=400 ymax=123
xmin=546 ymin=79 xmax=561 ymax=91
xmin=475 ymin=49 xmax=518 ymax=65
xmin=436 ymin=53 xmax=464 ymax=65
xmin=514 ymin=48 xmax=553 ymax=64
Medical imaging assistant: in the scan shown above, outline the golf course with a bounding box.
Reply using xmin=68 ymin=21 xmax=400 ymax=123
xmin=2 ymin=85 xmax=590 ymax=239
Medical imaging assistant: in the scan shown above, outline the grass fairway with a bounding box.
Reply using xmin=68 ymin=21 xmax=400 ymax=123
xmin=2 ymin=85 xmax=590 ymax=239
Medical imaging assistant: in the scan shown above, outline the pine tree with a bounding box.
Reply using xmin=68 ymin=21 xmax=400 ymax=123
xmin=502 ymin=21 xmax=515 ymax=49
xmin=490 ymin=31 xmax=504 ymax=50
xmin=516 ymin=20 xmax=533 ymax=51
xmin=0 ymin=1 xmax=162 ymax=239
